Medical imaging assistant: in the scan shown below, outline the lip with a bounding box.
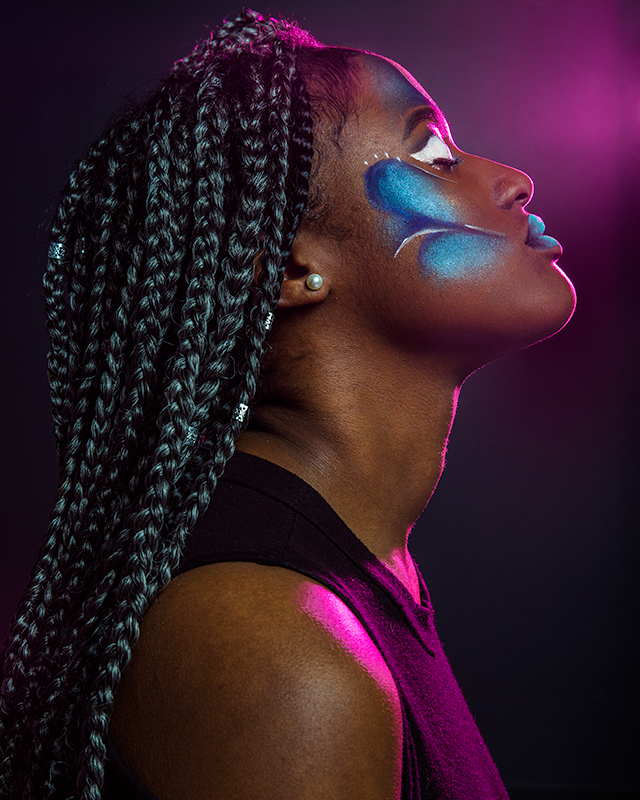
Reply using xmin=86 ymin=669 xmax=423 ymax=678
xmin=525 ymin=214 xmax=563 ymax=255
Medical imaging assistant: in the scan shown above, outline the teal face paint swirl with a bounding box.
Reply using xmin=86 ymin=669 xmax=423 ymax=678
xmin=364 ymin=159 xmax=506 ymax=282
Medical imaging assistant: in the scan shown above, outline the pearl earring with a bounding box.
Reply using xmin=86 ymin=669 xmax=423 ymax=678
xmin=305 ymin=273 xmax=323 ymax=291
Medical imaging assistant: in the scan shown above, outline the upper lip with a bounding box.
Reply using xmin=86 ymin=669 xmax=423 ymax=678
xmin=524 ymin=213 xmax=563 ymax=254
xmin=525 ymin=213 xmax=546 ymax=245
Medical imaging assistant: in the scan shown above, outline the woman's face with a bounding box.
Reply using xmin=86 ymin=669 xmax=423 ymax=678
xmin=315 ymin=54 xmax=576 ymax=370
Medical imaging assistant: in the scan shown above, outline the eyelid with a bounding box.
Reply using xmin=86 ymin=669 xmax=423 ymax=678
xmin=410 ymin=131 xmax=455 ymax=164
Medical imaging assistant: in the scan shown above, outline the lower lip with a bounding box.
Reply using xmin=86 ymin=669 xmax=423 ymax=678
xmin=526 ymin=235 xmax=563 ymax=255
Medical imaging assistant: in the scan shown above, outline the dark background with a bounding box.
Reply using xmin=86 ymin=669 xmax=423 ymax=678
xmin=1 ymin=0 xmax=638 ymax=796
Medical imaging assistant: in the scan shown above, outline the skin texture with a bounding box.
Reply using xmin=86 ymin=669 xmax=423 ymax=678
xmin=111 ymin=564 xmax=402 ymax=799
xmin=110 ymin=53 xmax=576 ymax=798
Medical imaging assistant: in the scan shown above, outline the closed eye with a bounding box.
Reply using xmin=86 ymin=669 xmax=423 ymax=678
xmin=410 ymin=133 xmax=461 ymax=169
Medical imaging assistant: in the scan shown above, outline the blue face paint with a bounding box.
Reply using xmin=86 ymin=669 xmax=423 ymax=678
xmin=364 ymin=159 xmax=506 ymax=282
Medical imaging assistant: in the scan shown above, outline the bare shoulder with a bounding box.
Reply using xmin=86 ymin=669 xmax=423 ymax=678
xmin=110 ymin=562 xmax=403 ymax=800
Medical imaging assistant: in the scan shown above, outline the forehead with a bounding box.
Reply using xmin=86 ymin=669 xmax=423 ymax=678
xmin=355 ymin=54 xmax=450 ymax=137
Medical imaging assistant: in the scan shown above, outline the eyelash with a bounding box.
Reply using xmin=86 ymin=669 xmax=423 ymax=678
xmin=410 ymin=132 xmax=463 ymax=172
xmin=430 ymin=155 xmax=463 ymax=171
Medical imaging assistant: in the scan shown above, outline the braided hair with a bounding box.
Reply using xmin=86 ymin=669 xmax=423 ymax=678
xmin=0 ymin=11 xmax=360 ymax=799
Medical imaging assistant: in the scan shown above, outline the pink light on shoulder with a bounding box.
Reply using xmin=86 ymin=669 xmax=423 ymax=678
xmin=295 ymin=581 xmax=397 ymax=691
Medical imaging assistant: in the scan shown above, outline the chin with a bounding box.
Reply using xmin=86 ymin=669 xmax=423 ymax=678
xmin=456 ymin=268 xmax=577 ymax=376
xmin=529 ymin=264 xmax=577 ymax=343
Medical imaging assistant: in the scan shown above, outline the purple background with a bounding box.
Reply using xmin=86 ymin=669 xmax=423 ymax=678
xmin=1 ymin=0 xmax=638 ymax=793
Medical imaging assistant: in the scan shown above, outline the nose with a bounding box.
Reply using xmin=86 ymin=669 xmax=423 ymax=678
xmin=491 ymin=164 xmax=534 ymax=211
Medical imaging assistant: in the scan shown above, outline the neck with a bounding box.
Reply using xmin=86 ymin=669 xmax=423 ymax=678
xmin=236 ymin=345 xmax=461 ymax=602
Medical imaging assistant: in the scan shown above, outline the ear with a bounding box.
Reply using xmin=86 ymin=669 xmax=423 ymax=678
xmin=277 ymin=227 xmax=331 ymax=308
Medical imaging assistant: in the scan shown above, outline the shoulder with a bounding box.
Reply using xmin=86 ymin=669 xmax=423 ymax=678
xmin=111 ymin=562 xmax=403 ymax=800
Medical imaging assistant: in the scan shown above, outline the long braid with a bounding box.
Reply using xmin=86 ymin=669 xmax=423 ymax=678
xmin=0 ymin=114 xmax=153 ymax=795
xmin=72 ymin=66 xmax=234 ymax=800
xmin=54 ymin=94 xmax=195 ymax=797
xmin=0 ymin=114 xmax=156 ymax=799
xmin=74 ymin=23 xmax=298 ymax=799
xmin=70 ymin=80 xmax=210 ymax=797
xmin=0 ymin=11 xmax=361 ymax=799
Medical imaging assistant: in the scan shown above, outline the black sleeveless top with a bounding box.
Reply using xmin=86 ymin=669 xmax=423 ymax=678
xmin=104 ymin=451 xmax=508 ymax=799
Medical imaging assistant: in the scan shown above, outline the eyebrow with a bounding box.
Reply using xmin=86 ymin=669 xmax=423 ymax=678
xmin=402 ymin=106 xmax=440 ymax=141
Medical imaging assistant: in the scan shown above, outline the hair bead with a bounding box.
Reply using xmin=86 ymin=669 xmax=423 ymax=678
xmin=48 ymin=242 xmax=67 ymax=260
xmin=184 ymin=425 xmax=198 ymax=447
xmin=232 ymin=403 xmax=249 ymax=423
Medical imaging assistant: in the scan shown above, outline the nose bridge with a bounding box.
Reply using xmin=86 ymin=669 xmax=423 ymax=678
xmin=490 ymin=160 xmax=534 ymax=210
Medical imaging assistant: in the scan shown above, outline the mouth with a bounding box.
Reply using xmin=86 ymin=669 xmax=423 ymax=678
xmin=525 ymin=214 xmax=563 ymax=255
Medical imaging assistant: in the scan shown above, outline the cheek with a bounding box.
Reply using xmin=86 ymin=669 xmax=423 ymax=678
xmin=363 ymin=159 xmax=506 ymax=283
xmin=418 ymin=231 xmax=506 ymax=282
xmin=364 ymin=158 xmax=461 ymax=232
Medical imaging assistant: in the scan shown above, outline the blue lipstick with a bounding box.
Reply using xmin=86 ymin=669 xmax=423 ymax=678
xmin=526 ymin=214 xmax=561 ymax=251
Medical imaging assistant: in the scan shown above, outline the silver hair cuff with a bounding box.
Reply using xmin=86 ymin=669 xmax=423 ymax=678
xmin=48 ymin=242 xmax=68 ymax=261
xmin=184 ymin=425 xmax=198 ymax=447
xmin=233 ymin=403 xmax=249 ymax=424
xmin=265 ymin=312 xmax=274 ymax=332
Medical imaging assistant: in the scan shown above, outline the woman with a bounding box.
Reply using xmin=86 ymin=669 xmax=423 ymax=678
xmin=0 ymin=9 xmax=576 ymax=800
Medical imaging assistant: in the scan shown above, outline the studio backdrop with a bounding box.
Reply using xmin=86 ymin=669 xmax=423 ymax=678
xmin=1 ymin=0 xmax=638 ymax=794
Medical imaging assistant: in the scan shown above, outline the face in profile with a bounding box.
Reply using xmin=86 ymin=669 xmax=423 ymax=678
xmin=317 ymin=53 xmax=576 ymax=371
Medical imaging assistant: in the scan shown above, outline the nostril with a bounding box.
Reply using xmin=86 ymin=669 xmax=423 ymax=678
xmin=493 ymin=170 xmax=534 ymax=210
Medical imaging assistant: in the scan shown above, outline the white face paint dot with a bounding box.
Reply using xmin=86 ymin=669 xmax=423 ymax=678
xmin=364 ymin=160 xmax=369 ymax=165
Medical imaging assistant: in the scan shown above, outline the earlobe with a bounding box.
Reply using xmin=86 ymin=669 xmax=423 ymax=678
xmin=277 ymin=229 xmax=331 ymax=308
xmin=278 ymin=268 xmax=329 ymax=308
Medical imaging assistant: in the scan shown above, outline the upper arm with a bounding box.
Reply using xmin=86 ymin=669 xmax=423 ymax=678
xmin=110 ymin=562 xmax=403 ymax=800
